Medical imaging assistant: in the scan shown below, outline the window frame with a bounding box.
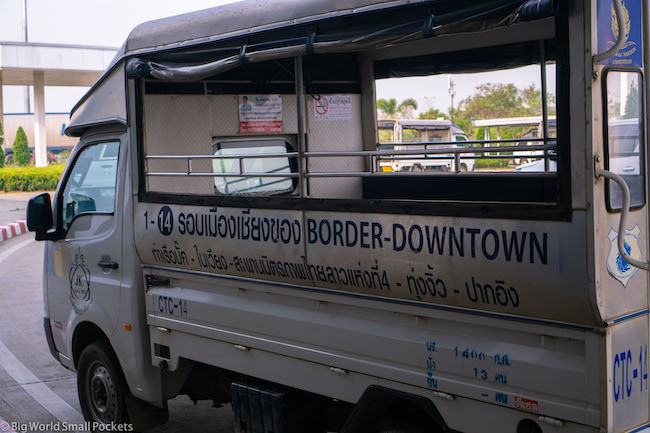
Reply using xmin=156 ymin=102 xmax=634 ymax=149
xmin=602 ymin=67 xmax=646 ymax=213
xmin=135 ymin=7 xmax=572 ymax=222
xmin=211 ymin=136 xmax=298 ymax=196
xmin=57 ymin=139 xmax=121 ymax=235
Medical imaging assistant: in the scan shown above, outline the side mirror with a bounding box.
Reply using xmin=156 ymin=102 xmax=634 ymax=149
xmin=27 ymin=193 xmax=54 ymax=240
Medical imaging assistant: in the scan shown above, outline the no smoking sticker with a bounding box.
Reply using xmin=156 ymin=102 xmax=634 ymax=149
xmin=314 ymin=95 xmax=352 ymax=120
xmin=314 ymin=97 xmax=328 ymax=115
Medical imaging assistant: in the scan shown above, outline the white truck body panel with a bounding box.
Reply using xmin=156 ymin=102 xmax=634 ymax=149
xmin=32 ymin=0 xmax=650 ymax=432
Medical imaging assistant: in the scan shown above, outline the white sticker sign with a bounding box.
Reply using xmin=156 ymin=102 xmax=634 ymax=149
xmin=239 ymin=94 xmax=283 ymax=133
xmin=313 ymin=95 xmax=352 ymax=120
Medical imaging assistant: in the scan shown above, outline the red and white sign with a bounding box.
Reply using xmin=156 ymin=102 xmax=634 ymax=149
xmin=314 ymin=97 xmax=328 ymax=115
xmin=514 ymin=396 xmax=539 ymax=413
xmin=239 ymin=95 xmax=283 ymax=133
xmin=313 ymin=95 xmax=352 ymax=120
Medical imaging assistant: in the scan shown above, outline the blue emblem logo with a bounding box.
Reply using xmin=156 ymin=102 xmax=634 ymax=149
xmin=607 ymin=225 xmax=642 ymax=287
xmin=597 ymin=0 xmax=643 ymax=67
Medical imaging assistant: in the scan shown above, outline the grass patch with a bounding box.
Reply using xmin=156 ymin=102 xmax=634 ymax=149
xmin=0 ymin=165 xmax=64 ymax=192
xmin=475 ymin=158 xmax=511 ymax=169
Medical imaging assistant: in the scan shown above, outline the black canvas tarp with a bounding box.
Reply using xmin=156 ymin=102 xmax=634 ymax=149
xmin=125 ymin=0 xmax=561 ymax=81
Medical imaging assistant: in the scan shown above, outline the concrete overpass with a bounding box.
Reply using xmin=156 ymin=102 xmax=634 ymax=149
xmin=0 ymin=41 xmax=117 ymax=166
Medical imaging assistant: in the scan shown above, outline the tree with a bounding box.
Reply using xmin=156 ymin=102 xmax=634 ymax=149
xmin=623 ymin=82 xmax=640 ymax=119
xmin=13 ymin=127 xmax=31 ymax=166
xmin=377 ymin=98 xmax=418 ymax=119
xmin=521 ymin=85 xmax=542 ymax=114
xmin=397 ymin=98 xmax=418 ymax=119
xmin=0 ymin=121 xmax=4 ymax=168
xmin=459 ymin=83 xmax=523 ymax=118
xmin=418 ymin=108 xmax=448 ymax=120
xmin=453 ymin=83 xmax=550 ymax=139
xmin=377 ymin=98 xmax=397 ymax=118
xmin=521 ymin=85 xmax=556 ymax=115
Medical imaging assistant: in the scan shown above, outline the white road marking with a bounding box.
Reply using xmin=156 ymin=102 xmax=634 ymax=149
xmin=0 ymin=238 xmax=34 ymax=266
xmin=0 ymin=239 xmax=85 ymax=425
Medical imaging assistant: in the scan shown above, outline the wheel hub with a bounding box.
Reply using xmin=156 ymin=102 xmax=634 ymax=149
xmin=89 ymin=364 xmax=117 ymax=423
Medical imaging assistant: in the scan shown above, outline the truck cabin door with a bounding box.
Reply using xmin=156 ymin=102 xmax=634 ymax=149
xmin=47 ymin=139 xmax=124 ymax=360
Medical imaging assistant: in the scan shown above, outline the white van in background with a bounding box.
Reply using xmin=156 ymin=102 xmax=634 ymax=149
xmin=378 ymin=119 xmax=475 ymax=172
xmin=607 ymin=118 xmax=642 ymax=175
xmin=515 ymin=119 xmax=639 ymax=174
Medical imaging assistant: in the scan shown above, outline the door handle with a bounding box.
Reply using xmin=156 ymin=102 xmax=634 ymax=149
xmin=146 ymin=275 xmax=171 ymax=287
xmin=97 ymin=261 xmax=119 ymax=270
xmin=596 ymin=168 xmax=650 ymax=271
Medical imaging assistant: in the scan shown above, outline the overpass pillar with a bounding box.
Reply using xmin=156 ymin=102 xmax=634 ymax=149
xmin=33 ymin=70 xmax=47 ymax=167
xmin=0 ymin=71 xmax=4 ymax=153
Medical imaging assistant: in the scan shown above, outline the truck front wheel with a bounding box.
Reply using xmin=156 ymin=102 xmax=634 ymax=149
xmin=380 ymin=424 xmax=431 ymax=433
xmin=77 ymin=342 xmax=130 ymax=425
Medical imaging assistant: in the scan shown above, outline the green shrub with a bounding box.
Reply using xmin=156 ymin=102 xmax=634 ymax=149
xmin=13 ymin=127 xmax=31 ymax=166
xmin=0 ymin=122 xmax=4 ymax=169
xmin=0 ymin=165 xmax=64 ymax=192
xmin=475 ymin=158 xmax=510 ymax=169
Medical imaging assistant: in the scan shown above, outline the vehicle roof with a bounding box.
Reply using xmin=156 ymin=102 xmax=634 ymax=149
xmin=378 ymin=119 xmax=465 ymax=134
xmin=471 ymin=116 xmax=558 ymax=128
xmin=120 ymin=0 xmax=427 ymax=59
xmin=68 ymin=0 xmax=558 ymax=136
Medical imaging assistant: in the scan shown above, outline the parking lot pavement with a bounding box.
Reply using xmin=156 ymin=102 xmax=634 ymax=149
xmin=0 ymin=192 xmax=52 ymax=227
xmin=0 ymin=236 xmax=235 ymax=433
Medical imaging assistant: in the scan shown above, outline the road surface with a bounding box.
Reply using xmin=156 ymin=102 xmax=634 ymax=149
xmin=0 ymin=235 xmax=234 ymax=432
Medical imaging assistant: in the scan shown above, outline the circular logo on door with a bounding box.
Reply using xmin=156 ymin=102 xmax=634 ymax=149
xmin=69 ymin=248 xmax=91 ymax=314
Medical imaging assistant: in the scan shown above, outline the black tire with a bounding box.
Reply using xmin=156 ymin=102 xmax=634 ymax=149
xmin=409 ymin=164 xmax=423 ymax=172
xmin=380 ymin=426 xmax=429 ymax=433
xmin=77 ymin=342 xmax=130 ymax=426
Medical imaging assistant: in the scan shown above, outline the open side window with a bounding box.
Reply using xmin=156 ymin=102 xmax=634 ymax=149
xmin=368 ymin=39 xmax=562 ymax=204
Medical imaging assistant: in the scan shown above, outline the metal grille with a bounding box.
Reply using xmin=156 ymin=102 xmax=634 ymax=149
xmin=144 ymin=138 xmax=557 ymax=197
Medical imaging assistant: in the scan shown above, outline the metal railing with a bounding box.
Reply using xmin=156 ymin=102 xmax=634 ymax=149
xmin=596 ymin=168 xmax=650 ymax=271
xmin=146 ymin=152 xmax=300 ymax=177
xmin=144 ymin=138 xmax=557 ymax=180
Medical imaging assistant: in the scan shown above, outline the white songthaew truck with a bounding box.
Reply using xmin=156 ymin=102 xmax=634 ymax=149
xmin=377 ymin=119 xmax=474 ymax=172
xmin=26 ymin=0 xmax=650 ymax=432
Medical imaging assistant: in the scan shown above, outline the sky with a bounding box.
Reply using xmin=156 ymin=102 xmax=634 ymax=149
xmin=0 ymin=0 xmax=554 ymax=117
xmin=0 ymin=0 xmax=238 ymax=113
xmin=376 ymin=65 xmax=556 ymax=118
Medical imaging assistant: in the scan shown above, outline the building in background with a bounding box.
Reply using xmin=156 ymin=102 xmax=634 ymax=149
xmin=3 ymin=112 xmax=77 ymax=160
xmin=0 ymin=41 xmax=117 ymax=165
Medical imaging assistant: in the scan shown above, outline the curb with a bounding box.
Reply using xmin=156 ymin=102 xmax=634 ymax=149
xmin=0 ymin=220 xmax=28 ymax=243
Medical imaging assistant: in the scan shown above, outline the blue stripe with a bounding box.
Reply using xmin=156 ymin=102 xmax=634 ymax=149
xmin=612 ymin=309 xmax=650 ymax=324
xmin=628 ymin=423 xmax=650 ymax=433
xmin=143 ymin=265 xmax=596 ymax=332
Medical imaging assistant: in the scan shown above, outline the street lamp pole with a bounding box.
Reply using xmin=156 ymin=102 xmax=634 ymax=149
xmin=448 ymin=76 xmax=455 ymax=121
xmin=22 ymin=0 xmax=30 ymax=114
